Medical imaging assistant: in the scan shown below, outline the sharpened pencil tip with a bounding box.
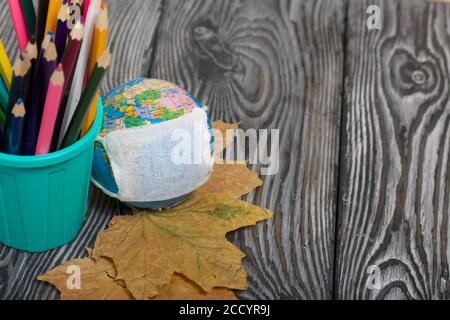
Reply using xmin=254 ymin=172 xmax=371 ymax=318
xmin=12 ymin=99 xmax=26 ymax=118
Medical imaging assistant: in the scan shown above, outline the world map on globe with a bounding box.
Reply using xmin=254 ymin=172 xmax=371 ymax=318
xmin=100 ymin=78 xmax=204 ymax=136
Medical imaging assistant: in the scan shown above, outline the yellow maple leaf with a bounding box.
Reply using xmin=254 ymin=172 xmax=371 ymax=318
xmin=195 ymin=163 xmax=262 ymax=198
xmin=38 ymin=256 xmax=236 ymax=300
xmin=37 ymin=257 xmax=134 ymax=300
xmin=92 ymin=193 xmax=272 ymax=299
xmin=213 ymin=120 xmax=239 ymax=155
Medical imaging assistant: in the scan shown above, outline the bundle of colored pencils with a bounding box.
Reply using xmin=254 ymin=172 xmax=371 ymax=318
xmin=0 ymin=0 xmax=111 ymax=156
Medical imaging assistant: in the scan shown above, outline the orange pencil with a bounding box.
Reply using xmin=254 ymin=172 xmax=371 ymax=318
xmin=45 ymin=0 xmax=62 ymax=34
xmin=7 ymin=0 xmax=29 ymax=51
xmin=35 ymin=64 xmax=65 ymax=155
xmin=81 ymin=2 xmax=108 ymax=136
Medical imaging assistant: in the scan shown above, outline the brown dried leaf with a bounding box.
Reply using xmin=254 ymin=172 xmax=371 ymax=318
xmin=93 ymin=193 xmax=272 ymax=300
xmin=153 ymin=274 xmax=237 ymax=300
xmin=195 ymin=163 xmax=262 ymax=198
xmin=213 ymin=120 xmax=239 ymax=155
xmin=37 ymin=257 xmax=134 ymax=300
xmin=39 ymin=256 xmax=236 ymax=300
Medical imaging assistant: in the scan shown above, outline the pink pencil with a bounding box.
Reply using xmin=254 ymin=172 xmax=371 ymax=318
xmin=35 ymin=64 xmax=65 ymax=155
xmin=83 ymin=0 xmax=91 ymax=18
xmin=7 ymin=0 xmax=29 ymax=52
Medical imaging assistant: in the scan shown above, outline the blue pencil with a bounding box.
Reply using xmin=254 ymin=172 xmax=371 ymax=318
xmin=4 ymin=98 xmax=26 ymax=155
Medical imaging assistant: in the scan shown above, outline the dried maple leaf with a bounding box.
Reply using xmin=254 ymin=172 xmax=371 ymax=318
xmin=153 ymin=274 xmax=237 ymax=300
xmin=213 ymin=120 xmax=239 ymax=155
xmin=38 ymin=254 xmax=236 ymax=300
xmin=37 ymin=257 xmax=134 ymax=300
xmin=195 ymin=162 xmax=262 ymax=198
xmin=93 ymin=193 xmax=272 ymax=300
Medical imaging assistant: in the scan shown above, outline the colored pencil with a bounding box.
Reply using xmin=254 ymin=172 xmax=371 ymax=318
xmin=0 ymin=103 xmax=6 ymax=136
xmin=23 ymin=38 xmax=39 ymax=66
xmin=51 ymin=22 xmax=84 ymax=151
xmin=55 ymin=4 xmax=70 ymax=62
xmin=81 ymin=2 xmax=108 ymax=136
xmin=35 ymin=0 xmax=50 ymax=50
xmin=60 ymin=47 xmax=110 ymax=149
xmin=62 ymin=22 xmax=84 ymax=91
xmin=41 ymin=31 xmax=54 ymax=53
xmin=61 ymin=0 xmax=99 ymax=143
xmin=22 ymin=32 xmax=53 ymax=155
xmin=35 ymin=65 xmax=65 ymax=155
xmin=23 ymin=40 xmax=58 ymax=155
xmin=83 ymin=0 xmax=91 ymax=18
xmin=20 ymin=0 xmax=36 ymax=38
xmin=6 ymin=55 xmax=31 ymax=114
xmin=31 ymin=31 xmax=54 ymax=94
xmin=4 ymin=98 xmax=26 ymax=155
xmin=7 ymin=0 xmax=29 ymax=51
xmin=71 ymin=0 xmax=84 ymax=8
xmin=22 ymin=39 xmax=38 ymax=112
xmin=45 ymin=0 xmax=62 ymax=35
xmin=86 ymin=3 xmax=107 ymax=77
xmin=21 ymin=32 xmax=52 ymax=152
xmin=0 ymin=39 xmax=12 ymax=89
xmin=0 ymin=78 xmax=8 ymax=113
xmin=4 ymin=0 xmax=114 ymax=154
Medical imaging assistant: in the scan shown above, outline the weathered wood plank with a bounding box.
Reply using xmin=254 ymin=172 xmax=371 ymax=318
xmin=0 ymin=0 xmax=162 ymax=299
xmin=336 ymin=0 xmax=450 ymax=300
xmin=151 ymin=0 xmax=345 ymax=299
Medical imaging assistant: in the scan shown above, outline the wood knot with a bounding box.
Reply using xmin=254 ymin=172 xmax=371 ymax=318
xmin=192 ymin=22 xmax=238 ymax=72
xmin=390 ymin=49 xmax=437 ymax=96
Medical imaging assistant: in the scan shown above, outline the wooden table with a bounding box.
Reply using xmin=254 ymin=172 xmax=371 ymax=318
xmin=1 ymin=0 xmax=449 ymax=300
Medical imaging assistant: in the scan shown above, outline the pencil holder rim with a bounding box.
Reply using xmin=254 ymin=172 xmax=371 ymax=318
xmin=0 ymin=98 xmax=103 ymax=168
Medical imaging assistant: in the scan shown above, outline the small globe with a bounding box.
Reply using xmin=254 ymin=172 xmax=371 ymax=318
xmin=92 ymin=78 xmax=214 ymax=209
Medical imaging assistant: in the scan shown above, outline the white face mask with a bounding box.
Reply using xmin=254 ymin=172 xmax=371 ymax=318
xmin=93 ymin=108 xmax=214 ymax=202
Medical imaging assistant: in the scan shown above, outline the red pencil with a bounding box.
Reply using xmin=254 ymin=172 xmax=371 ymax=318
xmin=8 ymin=0 xmax=29 ymax=51
xmin=35 ymin=64 xmax=65 ymax=155
xmin=83 ymin=0 xmax=91 ymax=18
xmin=62 ymin=22 xmax=84 ymax=92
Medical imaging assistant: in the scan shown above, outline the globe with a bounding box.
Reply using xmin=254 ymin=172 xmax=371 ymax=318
xmin=92 ymin=78 xmax=214 ymax=209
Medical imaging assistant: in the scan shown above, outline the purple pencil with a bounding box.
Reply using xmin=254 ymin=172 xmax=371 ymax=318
xmin=22 ymin=39 xmax=58 ymax=155
xmin=55 ymin=4 xmax=69 ymax=62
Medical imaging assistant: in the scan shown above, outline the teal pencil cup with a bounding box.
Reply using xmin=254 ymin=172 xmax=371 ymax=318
xmin=0 ymin=99 xmax=103 ymax=253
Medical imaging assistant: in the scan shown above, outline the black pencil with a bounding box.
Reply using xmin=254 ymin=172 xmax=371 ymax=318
xmin=6 ymin=55 xmax=31 ymax=114
xmin=4 ymin=98 xmax=26 ymax=155
xmin=35 ymin=0 xmax=50 ymax=50
xmin=22 ymin=39 xmax=38 ymax=113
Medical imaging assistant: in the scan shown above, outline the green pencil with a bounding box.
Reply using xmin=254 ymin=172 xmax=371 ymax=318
xmin=0 ymin=78 xmax=8 ymax=113
xmin=21 ymin=0 xmax=37 ymax=38
xmin=60 ymin=47 xmax=111 ymax=149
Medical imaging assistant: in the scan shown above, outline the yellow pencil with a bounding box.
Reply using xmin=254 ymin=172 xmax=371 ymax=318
xmin=81 ymin=2 xmax=108 ymax=136
xmin=45 ymin=0 xmax=62 ymax=34
xmin=0 ymin=39 xmax=12 ymax=90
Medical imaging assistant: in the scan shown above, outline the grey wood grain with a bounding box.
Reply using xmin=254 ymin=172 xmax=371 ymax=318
xmin=151 ymin=0 xmax=345 ymax=299
xmin=335 ymin=0 xmax=450 ymax=300
xmin=0 ymin=0 xmax=162 ymax=299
